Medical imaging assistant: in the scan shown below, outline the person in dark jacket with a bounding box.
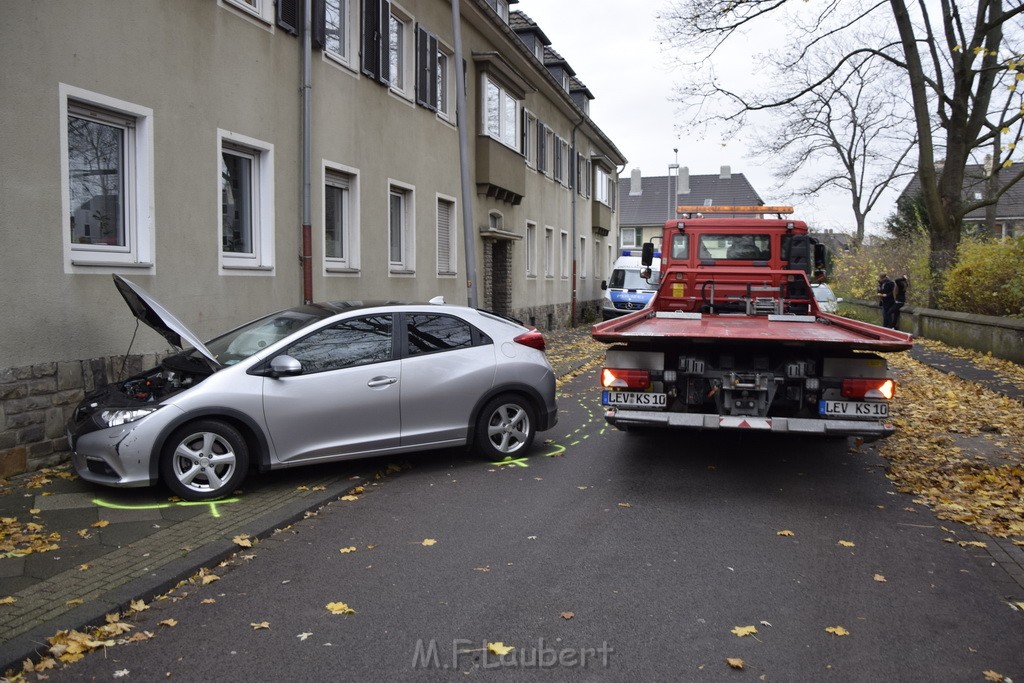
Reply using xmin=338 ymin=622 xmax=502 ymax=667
xmin=891 ymin=275 xmax=909 ymax=329
xmin=877 ymin=273 xmax=895 ymax=327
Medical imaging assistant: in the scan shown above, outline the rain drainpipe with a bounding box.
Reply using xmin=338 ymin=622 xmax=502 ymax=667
xmin=569 ymin=116 xmax=584 ymax=327
xmin=300 ymin=0 xmax=313 ymax=304
xmin=451 ymin=0 xmax=478 ymax=308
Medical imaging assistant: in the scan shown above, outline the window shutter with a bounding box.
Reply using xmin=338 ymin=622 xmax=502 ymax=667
xmin=361 ymin=0 xmax=380 ymax=79
xmin=277 ymin=0 xmax=300 ymax=35
xmin=437 ymin=199 xmax=453 ymax=273
xmin=416 ymin=25 xmax=438 ymax=110
xmin=379 ymin=0 xmax=391 ymax=85
xmin=312 ymin=0 xmax=326 ymax=50
xmin=537 ymin=122 xmax=546 ymax=174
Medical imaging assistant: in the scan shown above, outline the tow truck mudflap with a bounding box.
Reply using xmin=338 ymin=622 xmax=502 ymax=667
xmin=605 ymin=408 xmax=895 ymax=440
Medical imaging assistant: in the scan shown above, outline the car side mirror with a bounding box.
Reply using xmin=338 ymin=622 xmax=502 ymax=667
xmin=601 ymin=280 xmax=608 ymax=290
xmin=269 ymin=355 xmax=303 ymax=377
xmin=640 ymin=267 xmax=652 ymax=279
xmin=835 ymin=297 xmax=844 ymax=303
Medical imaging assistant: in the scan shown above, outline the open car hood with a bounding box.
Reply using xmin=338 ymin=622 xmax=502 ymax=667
xmin=113 ymin=275 xmax=221 ymax=370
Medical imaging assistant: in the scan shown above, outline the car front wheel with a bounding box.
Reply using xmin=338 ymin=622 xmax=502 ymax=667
xmin=474 ymin=395 xmax=535 ymax=460
xmin=160 ymin=420 xmax=249 ymax=500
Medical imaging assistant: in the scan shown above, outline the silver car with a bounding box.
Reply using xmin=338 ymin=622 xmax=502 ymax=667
xmin=811 ymin=283 xmax=843 ymax=314
xmin=67 ymin=276 xmax=557 ymax=500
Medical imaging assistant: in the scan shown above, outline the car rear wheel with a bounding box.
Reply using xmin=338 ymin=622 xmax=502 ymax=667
xmin=474 ymin=395 xmax=535 ymax=460
xmin=160 ymin=420 xmax=249 ymax=501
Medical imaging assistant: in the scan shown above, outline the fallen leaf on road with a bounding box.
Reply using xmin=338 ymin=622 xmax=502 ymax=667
xmin=201 ymin=573 xmax=220 ymax=585
xmin=326 ymin=602 xmax=355 ymax=615
xmin=113 ymin=669 xmax=129 ymax=678
xmin=295 ymin=485 xmax=309 ymax=491
xmin=726 ymin=658 xmax=745 ymax=670
xmin=874 ymin=574 xmax=887 ymax=582
xmin=297 ymin=632 xmax=313 ymax=641
xmin=159 ymin=619 xmax=177 ymax=627
xmin=983 ymin=671 xmax=1006 ymax=682
xmin=487 ymin=642 xmax=514 ymax=656
xmin=339 ymin=547 xmax=357 ymax=554
xmin=250 ymin=621 xmax=270 ymax=630
xmin=129 ymin=599 xmax=148 ymax=612
xmin=65 ymin=598 xmax=83 ymax=606
xmin=825 ymin=626 xmax=850 ymax=636
xmin=124 ymin=631 xmax=153 ymax=643
xmin=340 ymin=495 xmax=359 ymax=501
xmin=777 ymin=530 xmax=795 ymax=536
xmin=352 ymin=486 xmax=365 ymax=494
xmin=1 ymin=596 xmax=16 ymax=605
xmin=91 ymin=520 xmax=110 ymax=528
xmin=838 ymin=540 xmax=856 ymax=547
xmin=78 ymin=563 xmax=92 ymax=571
xmin=232 ymin=534 xmax=253 ymax=548
xmin=731 ymin=625 xmax=757 ymax=637
xmin=201 ymin=598 xmax=216 ymax=604
xmin=421 ymin=538 xmax=437 ymax=546
xmin=560 ymin=612 xmax=575 ymax=620
xmin=618 ymin=502 xmax=632 ymax=508
xmin=958 ymin=541 xmax=987 ymax=549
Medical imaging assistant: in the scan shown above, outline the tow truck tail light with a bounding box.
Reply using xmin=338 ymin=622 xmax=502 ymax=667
xmin=513 ymin=330 xmax=546 ymax=352
xmin=842 ymin=378 xmax=895 ymax=400
xmin=601 ymin=368 xmax=650 ymax=389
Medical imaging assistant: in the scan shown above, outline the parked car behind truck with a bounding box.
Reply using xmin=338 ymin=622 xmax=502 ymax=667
xmin=600 ymin=252 xmax=662 ymax=320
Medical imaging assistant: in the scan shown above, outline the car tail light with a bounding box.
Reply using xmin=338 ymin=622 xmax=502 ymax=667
xmin=513 ymin=330 xmax=546 ymax=351
xmin=601 ymin=368 xmax=650 ymax=389
xmin=841 ymin=378 xmax=895 ymax=400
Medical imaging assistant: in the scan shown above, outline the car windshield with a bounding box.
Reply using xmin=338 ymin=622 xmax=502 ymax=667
xmin=610 ymin=269 xmax=660 ymax=290
xmin=202 ymin=309 xmax=327 ymax=365
xmin=813 ymin=286 xmax=836 ymax=303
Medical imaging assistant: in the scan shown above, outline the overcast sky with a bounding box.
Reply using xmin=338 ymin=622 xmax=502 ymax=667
xmin=515 ymin=0 xmax=899 ymax=234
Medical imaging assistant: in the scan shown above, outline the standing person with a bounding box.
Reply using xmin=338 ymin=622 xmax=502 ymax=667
xmin=877 ymin=273 xmax=895 ymax=327
xmin=892 ymin=275 xmax=909 ymax=329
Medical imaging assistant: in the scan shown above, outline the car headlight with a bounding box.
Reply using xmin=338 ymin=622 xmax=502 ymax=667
xmin=98 ymin=407 xmax=160 ymax=428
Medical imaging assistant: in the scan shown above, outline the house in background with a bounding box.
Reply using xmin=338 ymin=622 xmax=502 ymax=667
xmin=616 ymin=166 xmax=765 ymax=258
xmin=0 ymin=0 xmax=624 ymax=477
xmin=896 ymin=162 xmax=1024 ymax=238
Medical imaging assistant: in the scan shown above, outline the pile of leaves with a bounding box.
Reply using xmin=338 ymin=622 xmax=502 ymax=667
xmin=882 ymin=344 xmax=1024 ymax=538
xmin=0 ymin=517 xmax=60 ymax=559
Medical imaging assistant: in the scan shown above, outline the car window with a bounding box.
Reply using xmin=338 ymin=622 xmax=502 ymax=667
xmin=700 ymin=234 xmax=771 ymax=261
xmin=407 ymin=314 xmax=484 ymax=356
xmin=207 ymin=310 xmax=326 ymax=365
xmin=286 ymin=315 xmax=393 ymax=373
xmin=813 ymin=286 xmax=836 ymax=303
xmin=671 ymin=233 xmax=689 ymax=260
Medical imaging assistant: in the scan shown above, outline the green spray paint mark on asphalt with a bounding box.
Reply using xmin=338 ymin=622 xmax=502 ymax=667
xmin=492 ymin=457 xmax=530 ymax=468
xmin=92 ymin=497 xmax=240 ymax=519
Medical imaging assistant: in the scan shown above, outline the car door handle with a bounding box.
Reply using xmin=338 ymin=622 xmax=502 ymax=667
xmin=367 ymin=376 xmax=398 ymax=388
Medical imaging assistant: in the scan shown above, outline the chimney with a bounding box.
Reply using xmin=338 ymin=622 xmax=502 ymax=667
xmin=678 ymin=167 xmax=690 ymax=195
xmin=720 ymin=165 xmax=731 ymax=179
xmin=629 ymin=168 xmax=642 ymax=196
xmin=984 ymin=154 xmax=993 ymax=175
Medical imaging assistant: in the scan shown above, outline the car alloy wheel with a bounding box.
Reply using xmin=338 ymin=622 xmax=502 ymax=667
xmin=475 ymin=395 xmax=535 ymax=460
xmin=160 ymin=419 xmax=249 ymax=500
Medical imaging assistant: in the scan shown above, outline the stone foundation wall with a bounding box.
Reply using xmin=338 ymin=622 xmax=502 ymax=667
xmin=0 ymin=353 xmax=160 ymax=478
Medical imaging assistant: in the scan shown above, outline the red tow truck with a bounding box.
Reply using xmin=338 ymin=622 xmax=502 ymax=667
xmin=592 ymin=206 xmax=913 ymax=440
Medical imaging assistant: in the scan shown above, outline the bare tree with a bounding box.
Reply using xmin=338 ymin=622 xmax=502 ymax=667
xmin=661 ymin=0 xmax=1024 ymax=304
xmin=751 ymin=54 xmax=918 ymax=242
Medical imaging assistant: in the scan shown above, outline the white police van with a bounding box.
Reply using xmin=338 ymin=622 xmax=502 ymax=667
xmin=600 ymin=251 xmax=661 ymax=320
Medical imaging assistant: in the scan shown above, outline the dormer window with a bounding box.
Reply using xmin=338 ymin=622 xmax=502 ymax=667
xmin=495 ymin=0 xmax=509 ymax=23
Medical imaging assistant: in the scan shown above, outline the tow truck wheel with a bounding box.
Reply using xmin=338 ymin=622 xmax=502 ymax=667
xmin=160 ymin=420 xmax=249 ymax=501
xmin=474 ymin=395 xmax=536 ymax=460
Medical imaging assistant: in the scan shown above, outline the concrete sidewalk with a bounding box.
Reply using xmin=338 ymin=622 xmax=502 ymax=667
xmin=1 ymin=326 xmax=1021 ymax=672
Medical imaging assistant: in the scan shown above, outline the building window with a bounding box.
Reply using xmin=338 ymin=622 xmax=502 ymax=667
xmin=525 ymin=222 xmax=537 ymax=276
xmin=62 ymin=87 xmax=154 ymax=271
xmin=560 ymin=231 xmax=569 ymax=279
xmin=224 ymin=0 xmax=271 ymax=22
xmin=388 ymin=7 xmax=410 ymax=95
xmin=436 ymin=47 xmax=451 ymax=118
xmin=361 ymin=0 xmax=389 ymax=83
xmin=494 ymin=0 xmax=509 ymax=23
xmin=559 ymin=140 xmax=570 ymax=186
xmin=389 ymin=182 xmax=414 ymax=273
xmin=219 ymin=130 xmax=274 ymax=272
xmin=325 ymin=168 xmax=358 ymax=270
xmin=324 ymin=0 xmax=352 ymax=66
xmin=536 ymin=121 xmax=548 ymax=175
xmin=621 ymin=227 xmax=641 ymax=248
xmin=579 ymin=236 xmax=587 ymax=279
xmin=544 ymin=227 xmax=554 ymax=278
xmin=488 ymin=211 xmax=503 ymax=232
xmin=553 ymin=136 xmax=563 ymax=183
xmin=595 ymin=240 xmax=602 ymax=279
xmin=523 ymin=111 xmax=536 ymax=168
xmin=483 ymin=74 xmax=519 ymax=149
xmin=595 ymin=166 xmax=611 ymax=206
xmin=437 ymin=195 xmax=456 ymax=276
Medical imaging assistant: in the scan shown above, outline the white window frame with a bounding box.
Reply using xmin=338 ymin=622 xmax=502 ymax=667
xmin=525 ymin=222 xmax=537 ymax=276
xmin=323 ymin=162 xmax=360 ymax=274
xmin=436 ymin=43 xmax=453 ymax=120
xmin=218 ymin=129 xmax=275 ymax=274
xmin=579 ymin=235 xmax=587 ymax=279
xmin=523 ymin=111 xmax=536 ymax=168
xmin=60 ymin=84 xmax=154 ymax=273
xmin=324 ymin=0 xmax=356 ymax=69
xmin=482 ymin=74 xmax=520 ymax=150
xmin=595 ymin=166 xmax=611 ymax=206
xmin=560 ymin=230 xmax=569 ymax=279
xmin=388 ymin=3 xmax=414 ymax=99
xmin=544 ymin=227 xmax=554 ymax=278
xmin=620 ymin=227 xmax=640 ymax=248
xmin=221 ymin=0 xmax=272 ymax=23
xmin=388 ymin=180 xmax=415 ymax=274
xmin=436 ymin=194 xmax=457 ymax=276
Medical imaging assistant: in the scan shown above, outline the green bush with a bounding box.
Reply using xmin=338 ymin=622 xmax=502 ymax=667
xmin=939 ymin=237 xmax=1024 ymax=317
xmin=829 ymin=234 xmax=930 ymax=306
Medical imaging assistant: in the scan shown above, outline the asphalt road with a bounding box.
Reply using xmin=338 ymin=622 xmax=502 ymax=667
xmin=46 ymin=372 xmax=1024 ymax=681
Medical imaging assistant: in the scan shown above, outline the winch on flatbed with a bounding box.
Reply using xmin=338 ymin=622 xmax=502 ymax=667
xmin=591 ymin=206 xmax=913 ymax=440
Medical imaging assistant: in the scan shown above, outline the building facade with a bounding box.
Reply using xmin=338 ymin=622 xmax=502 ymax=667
xmin=0 ymin=0 xmax=624 ymax=476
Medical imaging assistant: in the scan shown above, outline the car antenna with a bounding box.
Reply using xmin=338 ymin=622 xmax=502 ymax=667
xmin=117 ymin=320 xmax=141 ymax=382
